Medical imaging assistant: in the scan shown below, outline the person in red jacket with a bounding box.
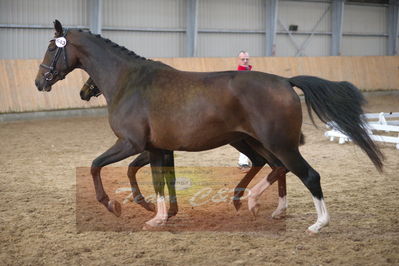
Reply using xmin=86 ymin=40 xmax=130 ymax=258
xmin=237 ymin=50 xmax=252 ymax=71
xmin=237 ymin=51 xmax=252 ymax=172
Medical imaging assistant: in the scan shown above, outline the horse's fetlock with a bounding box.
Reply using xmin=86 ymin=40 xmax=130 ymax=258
xmin=97 ymin=195 xmax=109 ymax=204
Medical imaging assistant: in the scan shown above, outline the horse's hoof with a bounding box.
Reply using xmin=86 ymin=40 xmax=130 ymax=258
xmin=271 ymin=213 xmax=285 ymax=220
xmin=238 ymin=164 xmax=251 ymax=173
xmin=248 ymin=196 xmax=260 ymax=216
xmin=249 ymin=204 xmax=259 ymax=217
xmin=168 ymin=209 xmax=178 ymax=218
xmin=306 ymin=223 xmax=322 ymax=235
xmin=306 ymin=228 xmax=319 ymax=235
xmin=142 ymin=217 xmax=167 ymax=230
xmin=140 ymin=201 xmax=156 ymax=212
xmin=233 ymin=199 xmax=242 ymax=211
xmin=142 ymin=224 xmax=154 ymax=231
xmin=271 ymin=208 xmax=286 ymax=219
xmin=108 ymin=200 xmax=121 ymax=217
xmin=142 ymin=223 xmax=164 ymax=231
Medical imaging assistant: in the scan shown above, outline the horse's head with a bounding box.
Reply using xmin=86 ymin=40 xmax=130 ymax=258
xmin=35 ymin=20 xmax=79 ymax=92
xmin=80 ymin=77 xmax=102 ymax=101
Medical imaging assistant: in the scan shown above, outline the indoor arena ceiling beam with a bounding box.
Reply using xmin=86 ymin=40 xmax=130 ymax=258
xmin=387 ymin=0 xmax=398 ymax=55
xmin=331 ymin=0 xmax=345 ymax=56
xmin=278 ymin=3 xmax=329 ymax=57
xmin=89 ymin=0 xmax=103 ymax=35
xmin=265 ymin=0 xmax=279 ymax=56
xmin=186 ymin=0 xmax=198 ymax=57
xmin=278 ymin=19 xmax=303 ymax=54
xmin=295 ymin=5 xmax=330 ymax=56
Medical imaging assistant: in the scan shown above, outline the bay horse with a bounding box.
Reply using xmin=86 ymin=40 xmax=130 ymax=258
xmin=35 ymin=20 xmax=383 ymax=233
xmin=80 ymin=77 xmax=290 ymax=219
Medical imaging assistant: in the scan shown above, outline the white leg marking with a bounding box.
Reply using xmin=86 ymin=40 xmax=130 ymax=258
xmin=271 ymin=196 xmax=288 ymax=219
xmin=248 ymin=179 xmax=271 ymax=215
xmin=307 ymin=197 xmax=330 ymax=233
xmin=144 ymin=195 xmax=168 ymax=228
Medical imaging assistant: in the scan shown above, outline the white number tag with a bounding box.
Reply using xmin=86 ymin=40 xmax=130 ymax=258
xmin=55 ymin=37 xmax=67 ymax=48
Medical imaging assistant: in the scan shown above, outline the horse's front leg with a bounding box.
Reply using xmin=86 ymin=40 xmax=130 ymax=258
xmin=143 ymin=150 xmax=169 ymax=228
xmin=233 ymin=166 xmax=264 ymax=210
xmin=127 ymin=150 xmax=178 ymax=217
xmin=91 ymin=138 xmax=139 ymax=217
xmin=271 ymin=174 xmax=288 ymax=219
xmin=163 ymin=151 xmax=178 ymax=218
xmin=230 ymin=140 xmax=267 ymax=210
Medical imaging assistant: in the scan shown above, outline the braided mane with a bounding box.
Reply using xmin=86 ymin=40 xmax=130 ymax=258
xmin=77 ymin=29 xmax=150 ymax=61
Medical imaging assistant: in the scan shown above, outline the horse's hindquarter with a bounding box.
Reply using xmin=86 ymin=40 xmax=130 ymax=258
xmin=234 ymin=72 xmax=303 ymax=149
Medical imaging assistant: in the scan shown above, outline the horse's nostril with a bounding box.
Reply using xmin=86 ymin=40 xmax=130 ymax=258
xmin=35 ymin=80 xmax=41 ymax=90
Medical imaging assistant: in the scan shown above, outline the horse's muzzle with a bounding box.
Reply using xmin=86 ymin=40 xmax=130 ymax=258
xmin=80 ymin=90 xmax=90 ymax=101
xmin=35 ymin=78 xmax=52 ymax=92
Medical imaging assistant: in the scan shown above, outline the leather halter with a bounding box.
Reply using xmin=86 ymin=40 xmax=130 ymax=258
xmin=39 ymin=29 xmax=69 ymax=81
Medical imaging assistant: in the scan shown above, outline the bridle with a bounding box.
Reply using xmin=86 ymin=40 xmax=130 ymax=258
xmin=40 ymin=29 xmax=69 ymax=82
xmin=86 ymin=80 xmax=102 ymax=97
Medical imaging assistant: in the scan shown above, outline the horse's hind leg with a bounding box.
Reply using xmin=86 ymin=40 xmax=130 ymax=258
xmin=127 ymin=151 xmax=155 ymax=212
xmin=277 ymin=149 xmax=329 ymax=233
xmin=273 ymin=133 xmax=305 ymax=218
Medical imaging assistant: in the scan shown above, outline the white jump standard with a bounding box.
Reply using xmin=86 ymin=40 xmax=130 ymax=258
xmin=325 ymin=112 xmax=399 ymax=150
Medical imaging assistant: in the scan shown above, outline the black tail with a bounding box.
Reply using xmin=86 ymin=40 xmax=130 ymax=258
xmin=288 ymin=75 xmax=384 ymax=172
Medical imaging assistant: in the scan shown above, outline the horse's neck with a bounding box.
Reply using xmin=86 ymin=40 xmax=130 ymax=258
xmin=76 ymin=39 xmax=132 ymax=104
xmin=83 ymin=57 xmax=124 ymax=103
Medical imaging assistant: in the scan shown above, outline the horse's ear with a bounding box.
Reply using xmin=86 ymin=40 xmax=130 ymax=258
xmin=53 ymin=20 xmax=63 ymax=36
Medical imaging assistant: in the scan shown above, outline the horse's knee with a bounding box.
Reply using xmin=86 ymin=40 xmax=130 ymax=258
xmin=90 ymin=163 xmax=101 ymax=176
xmin=91 ymin=156 xmax=104 ymax=168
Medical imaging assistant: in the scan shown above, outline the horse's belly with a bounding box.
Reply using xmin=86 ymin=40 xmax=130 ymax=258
xmin=148 ymin=129 xmax=243 ymax=152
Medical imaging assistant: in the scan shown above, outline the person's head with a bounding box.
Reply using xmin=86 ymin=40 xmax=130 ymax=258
xmin=238 ymin=51 xmax=250 ymax=67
